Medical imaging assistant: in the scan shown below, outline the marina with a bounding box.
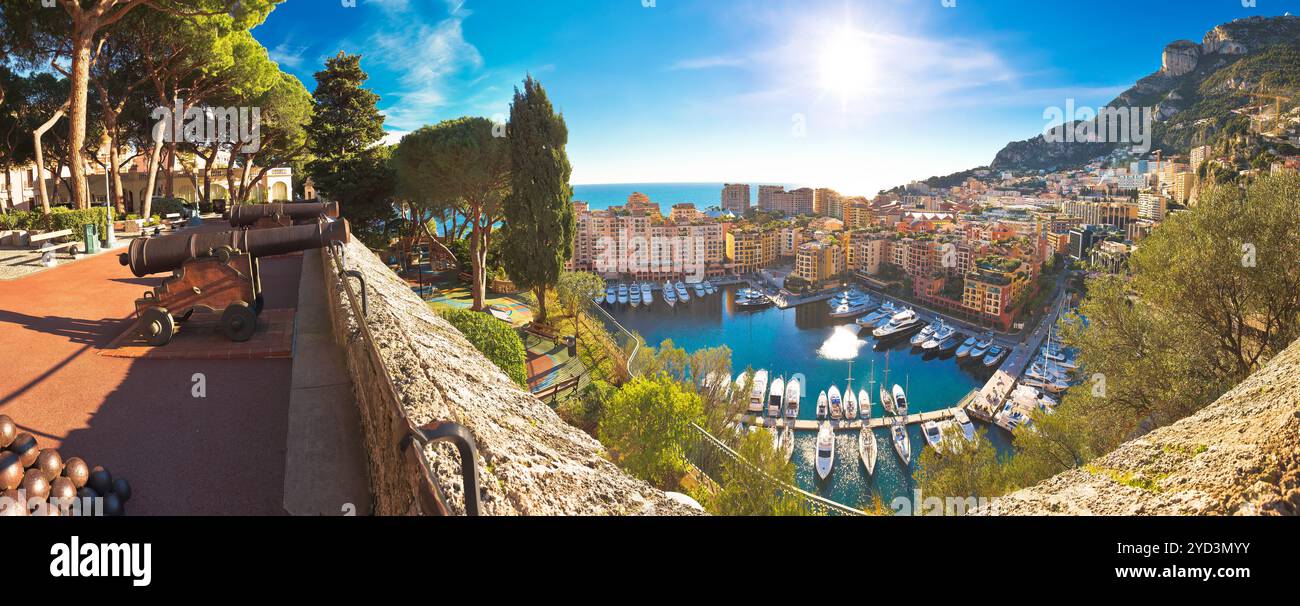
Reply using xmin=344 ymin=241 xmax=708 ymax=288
xmin=605 ymin=282 xmax=1014 ymax=506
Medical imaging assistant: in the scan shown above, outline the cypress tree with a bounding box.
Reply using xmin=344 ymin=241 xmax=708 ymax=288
xmin=501 ymin=76 xmax=575 ymax=325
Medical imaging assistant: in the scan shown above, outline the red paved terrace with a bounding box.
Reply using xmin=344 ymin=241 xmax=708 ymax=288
xmin=0 ymin=229 xmax=303 ymax=515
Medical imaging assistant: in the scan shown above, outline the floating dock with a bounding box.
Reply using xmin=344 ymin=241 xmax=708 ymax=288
xmin=737 ymin=403 xmax=967 ymax=431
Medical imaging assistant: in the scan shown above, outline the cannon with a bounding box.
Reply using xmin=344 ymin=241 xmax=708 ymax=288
xmin=120 ymin=219 xmax=350 ymax=346
xmin=227 ymin=200 xmax=340 ymax=229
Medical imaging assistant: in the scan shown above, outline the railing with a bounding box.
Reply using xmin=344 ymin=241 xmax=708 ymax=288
xmin=686 ymin=423 xmax=866 ymax=516
xmin=327 ymin=242 xmax=481 ymax=516
xmin=583 ymin=299 xmax=642 ymax=378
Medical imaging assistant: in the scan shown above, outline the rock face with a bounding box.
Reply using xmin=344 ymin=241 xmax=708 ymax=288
xmin=1161 ymin=40 xmax=1200 ymax=76
xmin=984 ymin=337 xmax=1300 ymax=516
xmin=321 ymin=241 xmax=701 ymax=516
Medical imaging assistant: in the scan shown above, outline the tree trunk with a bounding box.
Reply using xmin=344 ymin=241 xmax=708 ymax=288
xmin=32 ymin=108 xmax=65 ymax=215
xmin=2 ymin=168 xmax=11 ymax=213
xmin=164 ymin=143 xmax=176 ymax=197
xmin=107 ymin=129 xmax=125 ymax=216
xmin=141 ymin=121 xmax=166 ymax=220
xmin=469 ymin=225 xmax=486 ymax=311
xmin=535 ymin=286 xmax=550 ymax=326
xmin=67 ymin=27 xmax=95 ymax=210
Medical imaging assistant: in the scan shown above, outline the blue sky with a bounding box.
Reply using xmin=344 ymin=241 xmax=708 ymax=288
xmin=253 ymin=0 xmax=1291 ymax=194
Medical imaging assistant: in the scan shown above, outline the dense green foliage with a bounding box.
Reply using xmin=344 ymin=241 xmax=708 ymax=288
xmin=555 ymin=271 xmax=605 ymax=340
xmin=598 ymin=374 xmax=704 ymax=488
xmin=500 ymin=77 xmax=576 ymax=324
xmin=305 ymin=53 xmax=397 ymax=245
xmin=438 ymin=308 xmax=528 ymax=387
xmin=394 ymin=117 xmax=510 ymax=311
xmin=708 ymin=429 xmax=805 ymax=516
xmin=0 ymin=207 xmax=111 ymax=242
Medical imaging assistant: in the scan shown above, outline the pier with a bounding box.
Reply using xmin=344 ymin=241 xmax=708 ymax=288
xmin=736 ymin=390 xmax=975 ymax=431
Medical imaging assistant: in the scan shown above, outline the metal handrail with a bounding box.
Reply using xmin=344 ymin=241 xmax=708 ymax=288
xmin=326 ymin=243 xmax=482 ymax=516
xmin=689 ymin=422 xmax=865 ymax=516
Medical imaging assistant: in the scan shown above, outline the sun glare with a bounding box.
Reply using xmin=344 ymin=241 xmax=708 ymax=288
xmin=819 ymin=27 xmax=873 ymax=103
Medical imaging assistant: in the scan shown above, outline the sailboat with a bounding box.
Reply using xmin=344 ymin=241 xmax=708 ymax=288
xmin=858 ymin=365 xmax=878 ymax=475
xmin=844 ymin=387 xmax=859 ymax=421
xmin=879 ymin=352 xmax=896 ymax=415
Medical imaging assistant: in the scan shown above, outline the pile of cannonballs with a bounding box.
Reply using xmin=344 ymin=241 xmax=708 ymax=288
xmin=0 ymin=415 xmax=131 ymax=517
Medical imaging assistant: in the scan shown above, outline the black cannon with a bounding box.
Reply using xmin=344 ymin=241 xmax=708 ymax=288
xmin=119 ymin=220 xmax=351 ymax=346
xmin=227 ymin=200 xmax=341 ymax=229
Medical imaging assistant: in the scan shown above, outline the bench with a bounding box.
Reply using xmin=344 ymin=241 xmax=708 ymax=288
xmin=28 ymin=229 xmax=74 ymax=248
xmin=163 ymin=213 xmax=182 ymax=230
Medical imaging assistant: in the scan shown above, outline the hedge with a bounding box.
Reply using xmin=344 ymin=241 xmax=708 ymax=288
xmin=0 ymin=207 xmax=112 ymax=242
xmin=438 ymin=308 xmax=529 ymax=387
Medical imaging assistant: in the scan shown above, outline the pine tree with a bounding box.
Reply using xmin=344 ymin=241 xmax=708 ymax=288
xmin=501 ymin=76 xmax=575 ymax=325
xmin=305 ymin=52 xmax=395 ymax=243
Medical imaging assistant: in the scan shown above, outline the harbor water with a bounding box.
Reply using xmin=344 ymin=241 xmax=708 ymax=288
xmin=606 ymin=284 xmax=1014 ymax=511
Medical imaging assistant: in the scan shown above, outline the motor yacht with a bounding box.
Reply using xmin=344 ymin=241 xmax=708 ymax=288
xmin=983 ymin=346 xmax=1009 ymax=367
xmin=828 ymin=386 xmax=844 ymax=420
xmin=605 ymin=287 xmax=616 ymax=306
xmin=662 ymin=281 xmax=677 ymax=307
xmin=955 ymin=335 xmax=980 ymax=358
xmin=922 ymin=421 xmax=943 ymax=451
xmin=747 ymin=370 xmax=769 ymax=414
xmin=816 ymin=390 xmax=829 ymax=419
xmin=969 ymin=332 xmax=995 ymax=359
xmin=675 ymin=281 xmax=690 ymax=303
xmin=815 ymin=422 xmax=835 ymax=480
xmin=843 ymin=387 xmax=858 ymax=420
xmin=891 ymin=422 xmax=911 ymax=465
xmin=617 ymin=284 xmax=629 ymax=305
xmin=910 ymin=323 xmax=937 ymax=348
xmin=784 ymin=377 xmax=801 ymax=420
xmin=873 ymin=309 xmax=923 ymax=340
xmin=641 ymin=283 xmax=653 ymax=305
xmin=767 ymin=376 xmax=785 ymax=419
xmin=922 ymin=321 xmax=954 ymax=351
xmin=952 ymin=408 xmax=976 ymax=442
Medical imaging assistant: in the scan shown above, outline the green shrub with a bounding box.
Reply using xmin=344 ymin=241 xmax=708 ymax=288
xmin=0 ymin=207 xmax=111 ymax=242
xmin=438 ymin=308 xmax=528 ymax=387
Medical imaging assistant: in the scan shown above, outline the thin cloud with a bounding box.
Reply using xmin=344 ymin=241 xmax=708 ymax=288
xmin=669 ymin=55 xmax=747 ymax=71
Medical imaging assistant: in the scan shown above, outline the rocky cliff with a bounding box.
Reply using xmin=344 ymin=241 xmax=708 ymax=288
xmin=990 ymin=14 xmax=1300 ymax=172
xmin=985 ymin=336 xmax=1300 ymax=516
xmin=322 ymin=240 xmax=700 ymax=516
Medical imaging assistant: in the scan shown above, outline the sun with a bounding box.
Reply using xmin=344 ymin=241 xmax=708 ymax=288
xmin=818 ymin=27 xmax=874 ymax=103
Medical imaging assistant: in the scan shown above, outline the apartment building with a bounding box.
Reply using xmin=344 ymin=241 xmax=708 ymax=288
xmin=793 ymin=238 xmax=845 ymax=284
xmin=1063 ymin=199 xmax=1138 ymax=231
xmin=1138 ymin=189 xmax=1168 ymax=221
xmin=725 ymin=227 xmax=779 ymax=274
xmin=814 ymin=188 xmax=843 ymax=219
xmin=721 ymin=183 xmax=751 ymax=214
xmin=845 ymin=230 xmax=889 ymax=276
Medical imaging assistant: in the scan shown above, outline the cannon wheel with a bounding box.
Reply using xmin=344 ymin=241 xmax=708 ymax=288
xmin=221 ymin=301 xmax=258 ymax=342
xmin=139 ymin=307 xmax=175 ymax=347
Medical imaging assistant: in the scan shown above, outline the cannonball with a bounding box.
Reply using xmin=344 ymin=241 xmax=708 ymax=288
xmin=0 ymin=415 xmax=15 ymax=448
xmin=103 ymin=493 xmax=125 ymax=517
xmin=87 ymin=466 xmax=112 ymax=496
xmin=22 ymin=468 xmax=50 ymax=500
xmin=0 ymin=489 xmax=27 ymax=516
xmin=0 ymin=452 xmax=23 ymax=491
xmin=76 ymin=486 xmax=99 ymax=500
xmin=34 ymin=500 xmax=60 ymax=517
xmin=9 ymin=433 xmax=38 ymax=468
xmin=62 ymin=457 xmax=90 ymax=488
xmin=111 ymin=478 xmax=132 ymax=503
xmin=35 ymin=449 xmax=63 ymax=481
xmin=50 ymin=477 xmax=77 ymax=501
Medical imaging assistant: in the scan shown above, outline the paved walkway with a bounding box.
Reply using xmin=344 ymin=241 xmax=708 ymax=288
xmin=0 ymin=221 xmax=303 ymax=514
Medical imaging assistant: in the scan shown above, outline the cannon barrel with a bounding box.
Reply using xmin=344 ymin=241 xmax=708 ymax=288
xmin=227 ymin=201 xmax=340 ymax=227
xmin=119 ymin=219 xmax=350 ymax=277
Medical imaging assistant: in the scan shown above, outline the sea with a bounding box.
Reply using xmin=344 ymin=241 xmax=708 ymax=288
xmin=572 ymin=182 xmax=806 ymax=212
xmin=606 ymin=285 xmax=1015 ymax=512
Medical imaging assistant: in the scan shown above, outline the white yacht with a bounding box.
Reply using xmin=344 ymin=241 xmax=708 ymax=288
xmin=816 ymin=390 xmax=829 ymax=419
xmin=617 ymin=284 xmax=629 ymax=305
xmin=858 ymin=301 xmax=898 ymax=328
xmin=891 ymin=422 xmax=911 ymax=465
xmin=815 ymin=422 xmax=835 ymax=480
xmin=828 ymin=385 xmax=844 ymax=420
xmin=843 ymin=386 xmax=858 ymax=420
xmin=922 ymin=321 xmax=954 ymax=351
xmin=781 ymin=425 xmax=795 ymax=462
xmin=858 ymin=426 xmax=878 ymax=476
xmin=629 ymin=286 xmax=641 ymax=307
xmin=704 ymin=281 xmax=717 ymax=295
xmin=830 ymin=298 xmax=876 ymax=319
xmin=858 ymin=388 xmax=872 ymax=421
xmin=969 ymin=332 xmax=995 ymax=359
xmin=910 ymin=323 xmax=937 ymax=348
xmin=767 ymin=376 xmax=785 ymax=419
xmin=675 ymin=281 xmax=690 ymax=303
xmin=953 ymin=408 xmax=976 ymax=442
xmin=922 ymin=421 xmax=943 ymax=451
xmin=747 ymin=370 xmax=769 ymax=414
xmin=983 ymin=345 xmax=1009 ymax=367
xmin=605 ymin=287 xmax=616 ymax=306
xmin=784 ymin=377 xmax=801 ymax=420
xmin=892 ymin=384 xmax=910 ymax=417
xmin=955 ymin=335 xmax=980 ymax=358
xmin=692 ymin=281 xmax=707 ymax=298
xmin=873 ymin=309 xmax=923 ymax=340
xmin=641 ymin=283 xmax=653 ymax=305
